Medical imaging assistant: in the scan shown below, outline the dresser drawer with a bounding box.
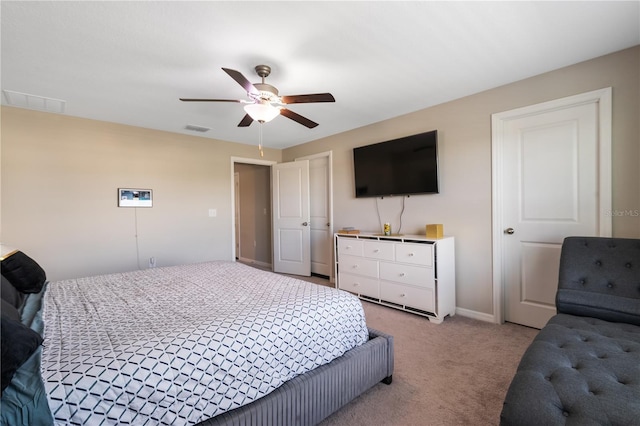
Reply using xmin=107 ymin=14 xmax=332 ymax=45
xmin=337 ymin=238 xmax=363 ymax=257
xmin=379 ymin=262 xmax=434 ymax=288
xmin=380 ymin=282 xmax=435 ymax=313
xmin=394 ymin=242 xmax=433 ymax=267
xmin=363 ymin=240 xmax=394 ymax=261
xmin=338 ymin=254 xmax=378 ymax=278
xmin=338 ymin=273 xmax=379 ymax=299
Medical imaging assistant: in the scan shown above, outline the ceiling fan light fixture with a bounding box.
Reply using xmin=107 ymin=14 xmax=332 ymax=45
xmin=180 ymin=66 xmax=333 ymax=128
xmin=244 ymin=102 xmax=280 ymax=123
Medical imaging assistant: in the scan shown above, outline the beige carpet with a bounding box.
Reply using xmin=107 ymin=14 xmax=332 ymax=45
xmin=320 ymin=301 xmax=538 ymax=426
xmin=245 ymin=264 xmax=539 ymax=425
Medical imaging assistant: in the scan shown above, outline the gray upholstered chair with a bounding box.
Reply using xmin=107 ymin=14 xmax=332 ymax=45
xmin=500 ymin=236 xmax=640 ymax=426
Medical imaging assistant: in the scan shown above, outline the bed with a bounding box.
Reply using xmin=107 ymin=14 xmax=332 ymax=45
xmin=1 ymin=251 xmax=394 ymax=426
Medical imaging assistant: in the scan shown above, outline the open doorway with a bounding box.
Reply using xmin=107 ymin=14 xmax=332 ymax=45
xmin=233 ymin=162 xmax=273 ymax=268
xmin=231 ymin=157 xmax=277 ymax=268
xmin=230 ymin=153 xmax=333 ymax=278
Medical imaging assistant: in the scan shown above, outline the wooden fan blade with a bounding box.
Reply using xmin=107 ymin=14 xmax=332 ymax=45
xmin=222 ymin=68 xmax=260 ymax=96
xmin=280 ymin=108 xmax=319 ymax=128
xmin=280 ymin=93 xmax=335 ymax=104
xmin=238 ymin=114 xmax=254 ymax=127
xmin=179 ymin=98 xmax=242 ymax=102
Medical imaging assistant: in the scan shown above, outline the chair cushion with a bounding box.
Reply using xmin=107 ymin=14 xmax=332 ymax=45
xmin=500 ymin=314 xmax=640 ymax=425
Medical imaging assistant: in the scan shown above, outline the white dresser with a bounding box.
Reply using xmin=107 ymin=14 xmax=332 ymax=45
xmin=334 ymin=233 xmax=455 ymax=324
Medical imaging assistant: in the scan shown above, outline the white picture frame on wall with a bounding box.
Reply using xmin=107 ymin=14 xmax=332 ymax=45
xmin=118 ymin=188 xmax=152 ymax=207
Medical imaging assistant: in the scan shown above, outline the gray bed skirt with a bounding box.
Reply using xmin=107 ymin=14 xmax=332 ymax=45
xmin=196 ymin=327 xmax=394 ymax=426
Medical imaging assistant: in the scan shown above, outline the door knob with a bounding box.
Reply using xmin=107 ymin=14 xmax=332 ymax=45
xmin=504 ymin=227 xmax=515 ymax=235
xmin=302 ymin=222 xmax=309 ymax=226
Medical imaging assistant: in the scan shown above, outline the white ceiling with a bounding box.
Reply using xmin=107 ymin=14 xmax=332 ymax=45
xmin=2 ymin=1 xmax=639 ymax=149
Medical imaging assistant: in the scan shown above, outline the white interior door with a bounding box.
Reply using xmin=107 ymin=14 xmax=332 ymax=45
xmin=272 ymin=160 xmax=311 ymax=276
xmin=493 ymin=88 xmax=611 ymax=329
xmin=300 ymin=154 xmax=332 ymax=277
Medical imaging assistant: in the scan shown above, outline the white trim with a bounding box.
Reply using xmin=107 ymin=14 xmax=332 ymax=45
xmin=455 ymin=307 xmax=496 ymax=324
xmin=491 ymin=87 xmax=612 ymax=324
xmin=234 ymin=172 xmax=241 ymax=260
xmin=230 ymin=156 xmax=277 ymax=262
xmin=491 ymin=113 xmax=507 ymax=324
xmin=596 ymin=89 xmax=613 ymax=237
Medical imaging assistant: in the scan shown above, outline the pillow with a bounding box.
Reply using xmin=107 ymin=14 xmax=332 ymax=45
xmin=1 ymin=274 xmax=25 ymax=309
xmin=1 ymin=251 xmax=46 ymax=294
xmin=1 ymin=313 xmax=43 ymax=395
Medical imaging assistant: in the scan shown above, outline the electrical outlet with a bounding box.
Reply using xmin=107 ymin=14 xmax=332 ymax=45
xmin=149 ymin=257 xmax=156 ymax=268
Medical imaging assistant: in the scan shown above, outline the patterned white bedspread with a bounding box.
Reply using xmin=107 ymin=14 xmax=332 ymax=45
xmin=41 ymin=261 xmax=368 ymax=425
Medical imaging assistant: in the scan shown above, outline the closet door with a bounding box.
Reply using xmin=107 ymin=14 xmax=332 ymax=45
xmin=272 ymin=160 xmax=311 ymax=276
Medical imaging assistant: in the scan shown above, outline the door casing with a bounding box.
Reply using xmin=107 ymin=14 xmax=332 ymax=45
xmin=234 ymin=172 xmax=241 ymax=259
xmin=491 ymin=88 xmax=612 ymax=324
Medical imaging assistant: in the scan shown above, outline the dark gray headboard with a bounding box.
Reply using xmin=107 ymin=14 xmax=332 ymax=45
xmin=556 ymin=236 xmax=640 ymax=325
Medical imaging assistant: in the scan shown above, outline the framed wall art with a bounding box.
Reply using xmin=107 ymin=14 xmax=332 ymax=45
xmin=118 ymin=188 xmax=153 ymax=207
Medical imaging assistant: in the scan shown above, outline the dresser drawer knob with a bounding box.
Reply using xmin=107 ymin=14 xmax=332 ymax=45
xmin=352 ymin=264 xmax=359 ymax=269
xmin=374 ymin=249 xmax=380 ymax=253
xmin=353 ymin=282 xmax=360 ymax=287
xmin=399 ymin=272 xmax=406 ymax=277
xmin=400 ymin=293 xmax=406 ymax=297
xmin=409 ymin=253 xmax=415 ymax=257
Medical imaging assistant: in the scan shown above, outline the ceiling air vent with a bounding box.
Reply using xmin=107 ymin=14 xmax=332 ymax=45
xmin=184 ymin=124 xmax=210 ymax=133
xmin=2 ymin=90 xmax=66 ymax=113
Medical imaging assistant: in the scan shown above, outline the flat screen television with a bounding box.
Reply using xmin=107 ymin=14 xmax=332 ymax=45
xmin=353 ymin=130 xmax=439 ymax=198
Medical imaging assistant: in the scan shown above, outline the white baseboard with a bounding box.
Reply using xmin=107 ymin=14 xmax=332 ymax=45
xmin=455 ymin=307 xmax=498 ymax=324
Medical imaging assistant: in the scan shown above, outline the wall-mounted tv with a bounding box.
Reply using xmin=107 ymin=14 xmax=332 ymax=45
xmin=353 ymin=130 xmax=439 ymax=198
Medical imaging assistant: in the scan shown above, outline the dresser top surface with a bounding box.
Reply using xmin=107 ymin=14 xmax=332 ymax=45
xmin=335 ymin=232 xmax=453 ymax=243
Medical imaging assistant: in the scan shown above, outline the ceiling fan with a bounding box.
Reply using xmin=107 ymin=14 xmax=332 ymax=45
xmin=180 ymin=65 xmax=335 ymax=128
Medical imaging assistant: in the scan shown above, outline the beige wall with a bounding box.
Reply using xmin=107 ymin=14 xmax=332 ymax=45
xmin=1 ymin=46 xmax=637 ymax=319
xmin=234 ymin=163 xmax=272 ymax=265
xmin=0 ymin=108 xmax=281 ymax=280
xmin=284 ymin=46 xmax=640 ymax=319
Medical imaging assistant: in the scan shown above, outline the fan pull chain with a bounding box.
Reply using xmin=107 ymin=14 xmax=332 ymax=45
xmin=258 ymin=122 xmax=264 ymax=157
